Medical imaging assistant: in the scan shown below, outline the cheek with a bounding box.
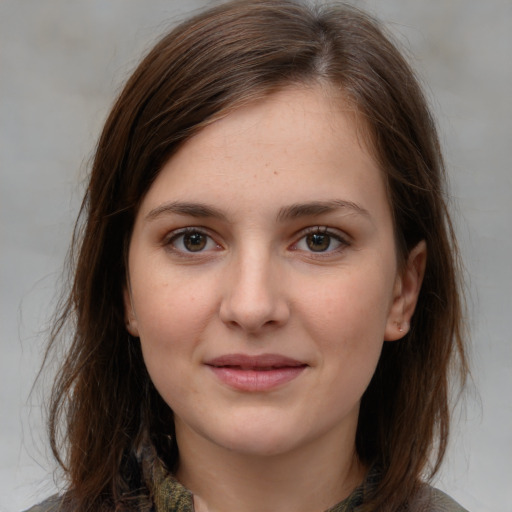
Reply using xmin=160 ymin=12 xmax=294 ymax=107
xmin=133 ymin=280 xmax=201 ymax=406
xmin=302 ymin=267 xmax=393 ymax=341
xmin=130 ymin=266 xmax=221 ymax=400
xmin=296 ymin=263 xmax=394 ymax=391
xmin=131 ymin=263 xmax=216 ymax=341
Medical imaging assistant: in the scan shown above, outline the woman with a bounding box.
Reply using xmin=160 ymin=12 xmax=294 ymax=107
xmin=29 ymin=1 xmax=469 ymax=511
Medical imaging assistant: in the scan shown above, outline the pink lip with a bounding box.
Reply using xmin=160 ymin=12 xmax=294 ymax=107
xmin=205 ymin=353 xmax=307 ymax=392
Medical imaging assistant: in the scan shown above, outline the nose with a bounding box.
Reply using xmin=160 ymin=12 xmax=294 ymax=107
xmin=219 ymin=249 xmax=290 ymax=334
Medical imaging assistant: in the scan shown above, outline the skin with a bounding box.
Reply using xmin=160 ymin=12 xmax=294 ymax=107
xmin=125 ymin=86 xmax=426 ymax=512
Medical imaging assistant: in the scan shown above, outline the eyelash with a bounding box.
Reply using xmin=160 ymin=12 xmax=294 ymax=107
xmin=164 ymin=227 xmax=221 ymax=256
xmin=291 ymin=226 xmax=350 ymax=256
xmin=163 ymin=226 xmax=350 ymax=257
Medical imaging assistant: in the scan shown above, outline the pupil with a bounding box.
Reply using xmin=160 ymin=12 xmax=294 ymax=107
xmin=307 ymin=233 xmax=330 ymax=252
xmin=184 ymin=232 xmax=206 ymax=252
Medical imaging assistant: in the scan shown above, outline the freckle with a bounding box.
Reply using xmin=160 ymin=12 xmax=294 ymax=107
xmin=273 ymin=171 xmax=278 ymax=175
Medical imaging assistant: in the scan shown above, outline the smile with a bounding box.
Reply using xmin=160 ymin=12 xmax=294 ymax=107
xmin=205 ymin=354 xmax=308 ymax=392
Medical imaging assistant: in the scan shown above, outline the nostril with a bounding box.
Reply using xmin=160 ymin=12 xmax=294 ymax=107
xmin=221 ymin=312 xmax=284 ymax=333
xmin=218 ymin=272 xmax=290 ymax=332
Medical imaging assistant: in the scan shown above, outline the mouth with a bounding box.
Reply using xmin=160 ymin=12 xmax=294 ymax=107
xmin=205 ymin=353 xmax=308 ymax=391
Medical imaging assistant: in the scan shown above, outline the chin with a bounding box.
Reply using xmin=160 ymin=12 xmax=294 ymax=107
xmin=204 ymin=414 xmax=304 ymax=458
xmin=218 ymin=432 xmax=299 ymax=458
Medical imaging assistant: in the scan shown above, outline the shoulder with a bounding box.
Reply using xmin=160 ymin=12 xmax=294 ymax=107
xmin=22 ymin=495 xmax=63 ymax=512
xmin=409 ymin=485 xmax=469 ymax=512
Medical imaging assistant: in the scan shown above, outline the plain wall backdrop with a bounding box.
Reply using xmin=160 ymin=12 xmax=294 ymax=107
xmin=1 ymin=1 xmax=511 ymax=511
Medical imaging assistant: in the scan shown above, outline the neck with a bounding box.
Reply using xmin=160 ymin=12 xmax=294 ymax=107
xmin=174 ymin=422 xmax=365 ymax=512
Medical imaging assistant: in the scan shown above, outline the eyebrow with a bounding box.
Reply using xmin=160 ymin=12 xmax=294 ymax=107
xmin=276 ymin=200 xmax=371 ymax=222
xmin=145 ymin=201 xmax=229 ymax=222
xmin=145 ymin=199 xmax=370 ymax=223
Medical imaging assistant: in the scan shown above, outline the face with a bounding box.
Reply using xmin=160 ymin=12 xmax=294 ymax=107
xmin=125 ymin=86 xmax=424 ymax=460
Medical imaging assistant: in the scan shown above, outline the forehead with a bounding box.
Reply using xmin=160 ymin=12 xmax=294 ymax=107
xmin=190 ymin=85 xmax=371 ymax=167
xmin=138 ymin=85 xmax=389 ymax=223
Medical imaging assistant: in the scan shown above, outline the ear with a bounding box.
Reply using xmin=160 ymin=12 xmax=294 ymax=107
xmin=384 ymin=240 xmax=427 ymax=341
xmin=123 ymin=285 xmax=140 ymax=337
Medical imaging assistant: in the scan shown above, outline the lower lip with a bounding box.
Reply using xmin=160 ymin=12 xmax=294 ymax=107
xmin=208 ymin=366 xmax=306 ymax=391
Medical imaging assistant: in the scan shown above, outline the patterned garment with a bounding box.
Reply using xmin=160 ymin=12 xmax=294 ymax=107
xmin=151 ymin=475 xmax=368 ymax=512
xmin=146 ymin=458 xmax=374 ymax=512
xmin=138 ymin=462 xmax=468 ymax=512
xmin=25 ymin=462 xmax=468 ymax=512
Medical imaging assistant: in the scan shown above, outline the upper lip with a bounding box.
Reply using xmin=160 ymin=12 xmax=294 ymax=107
xmin=205 ymin=353 xmax=307 ymax=369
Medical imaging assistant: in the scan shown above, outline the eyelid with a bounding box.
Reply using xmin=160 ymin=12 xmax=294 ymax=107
xmin=161 ymin=225 xmax=350 ymax=258
xmin=163 ymin=226 xmax=223 ymax=255
xmin=290 ymin=226 xmax=351 ymax=255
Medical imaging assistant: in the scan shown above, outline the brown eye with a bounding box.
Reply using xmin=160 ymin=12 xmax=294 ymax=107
xmin=293 ymin=227 xmax=348 ymax=255
xmin=167 ymin=229 xmax=218 ymax=254
xmin=183 ymin=232 xmax=207 ymax=252
xmin=306 ymin=232 xmax=331 ymax=252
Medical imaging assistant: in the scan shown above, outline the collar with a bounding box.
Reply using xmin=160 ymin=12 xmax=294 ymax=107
xmin=149 ymin=462 xmax=379 ymax=512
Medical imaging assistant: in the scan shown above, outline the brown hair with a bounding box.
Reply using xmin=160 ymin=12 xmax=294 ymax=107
xmin=44 ymin=1 xmax=468 ymax=510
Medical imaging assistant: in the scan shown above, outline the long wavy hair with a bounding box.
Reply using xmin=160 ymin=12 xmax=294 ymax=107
xmin=43 ymin=1 xmax=468 ymax=510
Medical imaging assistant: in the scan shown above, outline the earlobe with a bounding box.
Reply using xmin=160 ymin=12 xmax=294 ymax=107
xmin=123 ymin=286 xmax=140 ymax=337
xmin=384 ymin=240 xmax=427 ymax=341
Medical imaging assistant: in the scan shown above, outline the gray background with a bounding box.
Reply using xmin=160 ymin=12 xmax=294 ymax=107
xmin=1 ymin=1 xmax=511 ymax=511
